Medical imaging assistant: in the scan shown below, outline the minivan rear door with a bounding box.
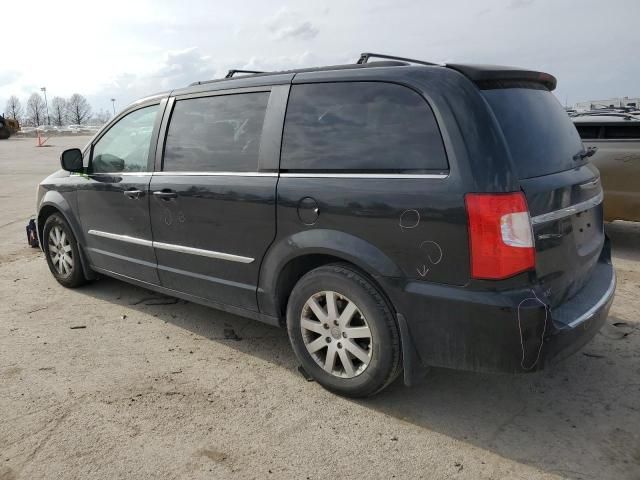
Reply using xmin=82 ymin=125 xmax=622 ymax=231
xmin=482 ymin=87 xmax=605 ymax=307
xmin=149 ymin=86 xmax=288 ymax=312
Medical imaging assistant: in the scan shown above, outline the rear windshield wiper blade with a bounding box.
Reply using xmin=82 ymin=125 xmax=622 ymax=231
xmin=573 ymin=146 xmax=597 ymax=161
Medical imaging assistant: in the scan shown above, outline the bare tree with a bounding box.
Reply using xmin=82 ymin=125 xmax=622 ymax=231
xmin=5 ymin=95 xmax=23 ymax=123
xmin=50 ymin=97 xmax=67 ymax=127
xmin=91 ymin=109 xmax=111 ymax=125
xmin=26 ymin=93 xmax=46 ymax=126
xmin=66 ymin=94 xmax=92 ymax=125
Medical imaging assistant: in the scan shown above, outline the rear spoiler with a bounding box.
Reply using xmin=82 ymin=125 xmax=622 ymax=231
xmin=447 ymin=63 xmax=557 ymax=91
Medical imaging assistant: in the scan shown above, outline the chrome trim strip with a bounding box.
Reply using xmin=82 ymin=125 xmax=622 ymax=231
xmin=87 ymin=172 xmax=152 ymax=176
xmin=87 ymin=171 xmax=447 ymax=178
xmin=88 ymin=230 xmax=254 ymax=264
xmin=565 ymin=271 xmax=616 ymax=328
xmin=88 ymin=230 xmax=153 ymax=247
xmin=153 ymin=171 xmax=278 ymax=177
xmin=530 ymin=192 xmax=603 ymax=225
xmin=157 ymin=263 xmax=256 ymax=289
xmin=153 ymin=241 xmax=254 ymax=263
xmin=279 ymin=172 xmax=449 ymax=179
xmin=87 ymin=247 xmax=157 ymax=269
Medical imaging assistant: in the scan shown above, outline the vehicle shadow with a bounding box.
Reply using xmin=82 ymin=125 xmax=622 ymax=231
xmin=72 ymin=221 xmax=640 ymax=480
xmin=607 ymin=220 xmax=640 ymax=263
xmin=363 ymin=334 xmax=639 ymax=480
xmin=75 ymin=274 xmax=639 ymax=480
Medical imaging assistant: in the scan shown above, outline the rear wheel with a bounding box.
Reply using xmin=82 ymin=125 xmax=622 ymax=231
xmin=43 ymin=214 xmax=87 ymax=288
xmin=287 ymin=264 xmax=401 ymax=397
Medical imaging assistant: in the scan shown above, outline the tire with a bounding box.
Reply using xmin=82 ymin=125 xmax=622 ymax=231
xmin=287 ymin=264 xmax=401 ymax=397
xmin=43 ymin=214 xmax=87 ymax=288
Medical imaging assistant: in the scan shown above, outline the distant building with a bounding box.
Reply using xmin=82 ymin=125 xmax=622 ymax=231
xmin=574 ymin=96 xmax=639 ymax=111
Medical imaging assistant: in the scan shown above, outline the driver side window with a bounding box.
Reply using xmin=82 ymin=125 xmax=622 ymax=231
xmin=91 ymin=105 xmax=159 ymax=173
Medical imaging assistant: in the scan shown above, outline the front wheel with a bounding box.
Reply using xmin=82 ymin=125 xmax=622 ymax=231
xmin=43 ymin=214 xmax=87 ymax=288
xmin=287 ymin=264 xmax=401 ymax=397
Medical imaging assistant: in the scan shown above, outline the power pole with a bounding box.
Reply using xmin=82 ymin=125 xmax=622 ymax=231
xmin=110 ymin=98 xmax=116 ymax=115
xmin=41 ymin=87 xmax=50 ymax=125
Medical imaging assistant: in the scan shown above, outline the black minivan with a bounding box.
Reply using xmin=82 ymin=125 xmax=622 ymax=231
xmin=37 ymin=53 xmax=615 ymax=397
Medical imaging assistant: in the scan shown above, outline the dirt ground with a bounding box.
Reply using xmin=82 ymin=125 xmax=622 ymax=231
xmin=1 ymin=136 xmax=639 ymax=480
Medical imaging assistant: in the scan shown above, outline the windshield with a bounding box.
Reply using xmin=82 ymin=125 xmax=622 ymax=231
xmin=482 ymin=88 xmax=585 ymax=179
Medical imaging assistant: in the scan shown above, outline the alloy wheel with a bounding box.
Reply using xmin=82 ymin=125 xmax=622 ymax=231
xmin=300 ymin=290 xmax=372 ymax=378
xmin=48 ymin=225 xmax=74 ymax=276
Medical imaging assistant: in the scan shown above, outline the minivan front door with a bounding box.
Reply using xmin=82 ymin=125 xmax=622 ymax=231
xmin=78 ymin=103 xmax=164 ymax=284
xmin=149 ymin=89 xmax=283 ymax=312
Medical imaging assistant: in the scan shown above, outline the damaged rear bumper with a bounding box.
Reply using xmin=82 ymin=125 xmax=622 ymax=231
xmin=383 ymin=259 xmax=615 ymax=377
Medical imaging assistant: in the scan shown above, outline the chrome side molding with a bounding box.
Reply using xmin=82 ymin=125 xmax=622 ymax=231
xmin=530 ymin=192 xmax=603 ymax=225
xmin=279 ymin=172 xmax=448 ymax=179
xmin=88 ymin=230 xmax=153 ymax=247
xmin=87 ymin=230 xmax=254 ymax=264
xmin=153 ymin=171 xmax=278 ymax=177
xmin=153 ymin=241 xmax=254 ymax=263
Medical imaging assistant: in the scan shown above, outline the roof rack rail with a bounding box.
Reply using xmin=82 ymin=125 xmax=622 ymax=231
xmin=225 ymin=69 xmax=265 ymax=79
xmin=357 ymin=52 xmax=439 ymax=67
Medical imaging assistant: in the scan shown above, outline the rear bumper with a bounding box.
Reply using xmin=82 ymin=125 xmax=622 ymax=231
xmin=383 ymin=258 xmax=615 ymax=375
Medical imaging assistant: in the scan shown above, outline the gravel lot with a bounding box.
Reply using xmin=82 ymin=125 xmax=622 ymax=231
xmin=1 ymin=136 xmax=639 ymax=480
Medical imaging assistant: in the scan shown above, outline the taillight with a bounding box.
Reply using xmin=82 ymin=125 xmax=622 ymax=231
xmin=465 ymin=192 xmax=535 ymax=280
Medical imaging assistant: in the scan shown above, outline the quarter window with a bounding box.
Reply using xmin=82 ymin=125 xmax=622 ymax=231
xmin=603 ymin=125 xmax=640 ymax=140
xmin=281 ymin=82 xmax=448 ymax=172
xmin=163 ymin=92 xmax=270 ymax=172
xmin=91 ymin=105 xmax=159 ymax=173
xmin=575 ymin=124 xmax=601 ymax=140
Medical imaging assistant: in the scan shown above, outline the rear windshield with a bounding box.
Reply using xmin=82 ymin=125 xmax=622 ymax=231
xmin=482 ymin=88 xmax=584 ymax=179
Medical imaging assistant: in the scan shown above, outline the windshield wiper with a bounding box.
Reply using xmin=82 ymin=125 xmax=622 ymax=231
xmin=573 ymin=146 xmax=597 ymax=161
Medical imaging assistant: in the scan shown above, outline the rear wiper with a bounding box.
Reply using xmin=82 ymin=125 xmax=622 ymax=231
xmin=573 ymin=146 xmax=597 ymax=161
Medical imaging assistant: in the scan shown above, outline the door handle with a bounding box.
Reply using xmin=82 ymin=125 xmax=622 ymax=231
xmin=153 ymin=190 xmax=178 ymax=200
xmin=124 ymin=189 xmax=144 ymax=199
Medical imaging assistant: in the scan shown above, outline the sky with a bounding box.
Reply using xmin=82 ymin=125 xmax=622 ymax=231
xmin=2 ymin=0 xmax=639 ymax=117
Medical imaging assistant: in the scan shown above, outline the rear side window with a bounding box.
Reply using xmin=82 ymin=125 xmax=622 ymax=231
xmin=575 ymin=124 xmax=602 ymax=140
xmin=603 ymin=124 xmax=640 ymax=139
xmin=163 ymin=92 xmax=269 ymax=172
xmin=482 ymin=89 xmax=584 ymax=179
xmin=281 ymin=82 xmax=448 ymax=172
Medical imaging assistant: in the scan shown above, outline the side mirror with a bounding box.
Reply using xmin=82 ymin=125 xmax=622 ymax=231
xmin=60 ymin=148 xmax=84 ymax=172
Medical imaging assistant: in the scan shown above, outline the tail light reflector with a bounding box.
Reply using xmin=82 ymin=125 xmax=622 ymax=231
xmin=465 ymin=192 xmax=535 ymax=279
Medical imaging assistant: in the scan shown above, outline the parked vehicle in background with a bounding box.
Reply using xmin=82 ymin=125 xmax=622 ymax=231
xmin=0 ymin=114 xmax=19 ymax=139
xmin=36 ymin=53 xmax=615 ymax=397
xmin=573 ymin=112 xmax=640 ymax=222
xmin=36 ymin=125 xmax=59 ymax=133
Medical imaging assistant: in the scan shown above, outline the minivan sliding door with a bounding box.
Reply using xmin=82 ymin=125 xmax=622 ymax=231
xmin=149 ymin=86 xmax=286 ymax=311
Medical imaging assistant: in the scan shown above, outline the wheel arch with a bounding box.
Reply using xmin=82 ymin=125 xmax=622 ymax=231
xmin=258 ymin=230 xmax=429 ymax=386
xmin=37 ymin=194 xmax=95 ymax=280
xmin=258 ymin=229 xmax=403 ymax=324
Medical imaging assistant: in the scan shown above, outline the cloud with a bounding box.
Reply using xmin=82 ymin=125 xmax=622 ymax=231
xmin=274 ymin=21 xmax=318 ymax=41
xmin=240 ymin=51 xmax=317 ymax=73
xmin=150 ymin=47 xmax=217 ymax=89
xmin=507 ymin=0 xmax=534 ymax=9
xmin=99 ymin=47 xmax=217 ymax=109
xmin=93 ymin=48 xmax=319 ymax=112
xmin=265 ymin=7 xmax=319 ymax=41
xmin=0 ymin=71 xmax=20 ymax=87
